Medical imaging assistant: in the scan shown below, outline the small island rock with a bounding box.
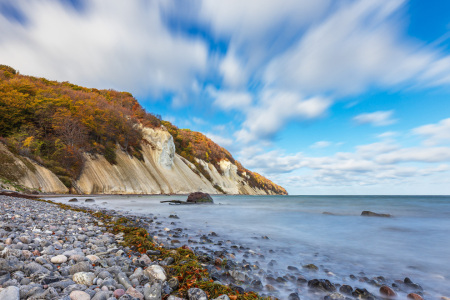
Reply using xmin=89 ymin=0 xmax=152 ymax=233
xmin=186 ymin=192 xmax=214 ymax=204
xmin=361 ymin=211 xmax=391 ymax=217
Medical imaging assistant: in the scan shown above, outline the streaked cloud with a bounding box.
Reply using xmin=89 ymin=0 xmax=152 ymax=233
xmin=235 ymin=91 xmax=331 ymax=143
xmin=353 ymin=110 xmax=397 ymax=126
xmin=310 ymin=141 xmax=332 ymax=149
xmin=413 ymin=118 xmax=450 ymax=146
xmin=0 ymin=0 xmax=208 ymax=96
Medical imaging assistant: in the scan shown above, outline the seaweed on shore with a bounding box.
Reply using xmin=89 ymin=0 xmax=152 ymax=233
xmin=26 ymin=197 xmax=269 ymax=300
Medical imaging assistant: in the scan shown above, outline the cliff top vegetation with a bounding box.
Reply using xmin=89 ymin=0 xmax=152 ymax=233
xmin=0 ymin=64 xmax=286 ymax=194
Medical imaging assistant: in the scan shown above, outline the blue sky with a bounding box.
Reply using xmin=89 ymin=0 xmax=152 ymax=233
xmin=1 ymin=0 xmax=450 ymax=194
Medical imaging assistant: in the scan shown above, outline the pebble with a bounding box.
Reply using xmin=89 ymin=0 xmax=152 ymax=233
xmin=51 ymin=254 xmax=68 ymax=264
xmin=113 ymin=289 xmax=125 ymax=298
xmin=0 ymin=286 xmax=20 ymax=300
xmin=86 ymin=255 xmax=100 ymax=262
xmin=144 ymin=265 xmax=167 ymax=282
xmin=73 ymin=272 xmax=95 ymax=286
xmin=126 ymin=287 xmax=144 ymax=299
xmin=70 ymin=290 xmax=91 ymax=300
xmin=188 ymin=288 xmax=208 ymax=300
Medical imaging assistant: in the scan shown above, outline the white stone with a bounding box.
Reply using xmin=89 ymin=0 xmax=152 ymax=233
xmin=0 ymin=286 xmax=19 ymax=300
xmin=86 ymin=255 xmax=100 ymax=262
xmin=144 ymin=265 xmax=166 ymax=282
xmin=69 ymin=290 xmax=90 ymax=300
xmin=72 ymin=272 xmax=95 ymax=286
xmin=51 ymin=255 xmax=68 ymax=264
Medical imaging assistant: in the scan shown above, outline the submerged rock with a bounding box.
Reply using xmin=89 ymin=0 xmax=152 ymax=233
xmin=307 ymin=279 xmax=336 ymax=292
xmin=380 ymin=285 xmax=396 ymax=297
xmin=361 ymin=211 xmax=391 ymax=217
xmin=186 ymin=192 xmax=213 ymax=204
xmin=407 ymin=293 xmax=423 ymax=300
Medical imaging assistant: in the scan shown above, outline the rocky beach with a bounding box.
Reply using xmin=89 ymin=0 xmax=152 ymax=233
xmin=0 ymin=195 xmax=438 ymax=300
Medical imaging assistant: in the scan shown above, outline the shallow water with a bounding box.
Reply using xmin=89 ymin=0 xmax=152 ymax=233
xmin=49 ymin=195 xmax=450 ymax=298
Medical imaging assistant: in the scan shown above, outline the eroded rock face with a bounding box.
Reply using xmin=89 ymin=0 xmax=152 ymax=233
xmin=186 ymin=192 xmax=213 ymax=204
xmin=159 ymin=134 xmax=175 ymax=170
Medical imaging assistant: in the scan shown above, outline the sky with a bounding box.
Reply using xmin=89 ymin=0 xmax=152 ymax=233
xmin=1 ymin=0 xmax=450 ymax=195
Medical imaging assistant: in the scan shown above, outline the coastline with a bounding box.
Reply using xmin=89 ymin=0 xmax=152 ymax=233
xmin=0 ymin=195 xmax=262 ymax=300
xmin=1 ymin=194 xmax=440 ymax=300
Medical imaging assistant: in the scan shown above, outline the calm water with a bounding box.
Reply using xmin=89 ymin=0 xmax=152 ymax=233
xmin=50 ymin=195 xmax=450 ymax=298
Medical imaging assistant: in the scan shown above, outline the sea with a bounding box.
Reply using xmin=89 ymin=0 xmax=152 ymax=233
xmin=48 ymin=195 xmax=450 ymax=299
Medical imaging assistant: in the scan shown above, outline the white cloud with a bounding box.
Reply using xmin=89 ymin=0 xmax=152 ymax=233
xmin=219 ymin=51 xmax=247 ymax=88
xmin=238 ymin=137 xmax=450 ymax=193
xmin=310 ymin=141 xmax=332 ymax=149
xmin=236 ymin=90 xmax=331 ymax=142
xmin=192 ymin=117 xmax=207 ymax=126
xmin=376 ymin=147 xmax=450 ymax=164
xmin=263 ymin=0 xmax=450 ymax=97
xmin=208 ymin=87 xmax=253 ymax=111
xmin=413 ymin=118 xmax=450 ymax=146
xmin=199 ymin=0 xmax=330 ymax=77
xmin=204 ymin=133 xmax=234 ymax=148
xmin=377 ymin=131 xmax=399 ymax=139
xmin=0 ymin=0 xmax=208 ymax=96
xmin=353 ymin=110 xmax=397 ymax=126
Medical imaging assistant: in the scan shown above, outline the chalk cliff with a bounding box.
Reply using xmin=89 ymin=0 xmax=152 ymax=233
xmin=0 ymin=143 xmax=69 ymax=193
xmin=0 ymin=128 xmax=283 ymax=195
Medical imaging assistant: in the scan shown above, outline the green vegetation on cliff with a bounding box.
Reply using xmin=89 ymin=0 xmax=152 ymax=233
xmin=0 ymin=64 xmax=286 ymax=194
xmin=163 ymin=121 xmax=287 ymax=194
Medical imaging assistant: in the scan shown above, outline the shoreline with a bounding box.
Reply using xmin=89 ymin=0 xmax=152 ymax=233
xmin=0 ymin=195 xmax=261 ymax=300
xmin=0 ymin=195 xmax=438 ymax=300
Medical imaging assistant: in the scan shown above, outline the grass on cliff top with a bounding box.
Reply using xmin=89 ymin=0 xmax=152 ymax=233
xmin=30 ymin=198 xmax=269 ymax=300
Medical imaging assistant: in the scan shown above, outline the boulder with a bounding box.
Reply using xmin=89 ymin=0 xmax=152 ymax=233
xmin=186 ymin=192 xmax=213 ymax=204
xmin=361 ymin=211 xmax=391 ymax=217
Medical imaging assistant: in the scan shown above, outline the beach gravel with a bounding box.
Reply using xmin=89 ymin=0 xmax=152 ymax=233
xmin=0 ymin=196 xmax=212 ymax=300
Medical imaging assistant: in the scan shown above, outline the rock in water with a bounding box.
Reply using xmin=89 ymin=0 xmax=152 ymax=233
xmin=361 ymin=211 xmax=391 ymax=217
xmin=380 ymin=285 xmax=396 ymax=297
xmin=307 ymin=279 xmax=336 ymax=292
xmin=186 ymin=192 xmax=213 ymax=204
xmin=407 ymin=293 xmax=423 ymax=300
xmin=68 ymin=198 xmax=78 ymax=202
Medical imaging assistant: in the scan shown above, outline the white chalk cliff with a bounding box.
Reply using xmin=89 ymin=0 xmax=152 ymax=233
xmin=1 ymin=128 xmax=275 ymax=195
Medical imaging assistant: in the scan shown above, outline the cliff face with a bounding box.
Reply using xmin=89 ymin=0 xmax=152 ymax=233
xmin=0 ymin=144 xmax=69 ymax=193
xmin=1 ymin=128 xmax=282 ymax=195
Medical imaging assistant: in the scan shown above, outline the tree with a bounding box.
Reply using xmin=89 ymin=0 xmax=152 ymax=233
xmin=53 ymin=109 xmax=87 ymax=148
